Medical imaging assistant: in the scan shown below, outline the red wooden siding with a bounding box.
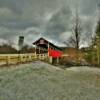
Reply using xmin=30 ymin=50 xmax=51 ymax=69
xmin=48 ymin=48 xmax=62 ymax=58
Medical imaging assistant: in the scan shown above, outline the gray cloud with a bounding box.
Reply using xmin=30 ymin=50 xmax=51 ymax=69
xmin=43 ymin=6 xmax=72 ymax=42
xmin=0 ymin=0 xmax=100 ymax=46
xmin=0 ymin=0 xmax=24 ymax=14
xmin=80 ymin=0 xmax=100 ymax=15
xmin=0 ymin=21 xmax=39 ymax=29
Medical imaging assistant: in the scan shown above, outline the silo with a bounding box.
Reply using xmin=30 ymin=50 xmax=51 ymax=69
xmin=18 ymin=36 xmax=24 ymax=50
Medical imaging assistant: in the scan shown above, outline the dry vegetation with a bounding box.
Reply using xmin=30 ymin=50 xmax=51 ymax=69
xmin=0 ymin=44 xmax=35 ymax=54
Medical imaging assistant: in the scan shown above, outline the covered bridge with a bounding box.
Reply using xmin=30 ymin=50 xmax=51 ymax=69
xmin=33 ymin=37 xmax=62 ymax=64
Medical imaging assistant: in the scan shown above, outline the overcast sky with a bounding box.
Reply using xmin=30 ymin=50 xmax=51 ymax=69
xmin=0 ymin=0 xmax=100 ymax=48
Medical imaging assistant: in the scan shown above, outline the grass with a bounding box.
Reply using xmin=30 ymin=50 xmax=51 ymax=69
xmin=0 ymin=61 xmax=100 ymax=100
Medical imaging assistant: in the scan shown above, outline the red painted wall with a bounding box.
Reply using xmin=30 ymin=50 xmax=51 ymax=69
xmin=48 ymin=48 xmax=62 ymax=58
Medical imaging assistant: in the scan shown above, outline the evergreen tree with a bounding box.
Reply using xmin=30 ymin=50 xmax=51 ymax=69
xmin=94 ymin=12 xmax=100 ymax=66
xmin=95 ymin=17 xmax=100 ymax=38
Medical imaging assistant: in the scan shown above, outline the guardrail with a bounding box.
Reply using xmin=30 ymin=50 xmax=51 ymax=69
xmin=0 ymin=53 xmax=48 ymax=66
xmin=36 ymin=54 xmax=48 ymax=60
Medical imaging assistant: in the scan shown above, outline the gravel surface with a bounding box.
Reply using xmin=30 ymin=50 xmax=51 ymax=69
xmin=0 ymin=61 xmax=100 ymax=100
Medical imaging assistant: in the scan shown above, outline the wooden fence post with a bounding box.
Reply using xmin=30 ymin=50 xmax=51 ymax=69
xmin=29 ymin=55 xmax=32 ymax=62
xmin=19 ymin=55 xmax=22 ymax=63
xmin=49 ymin=57 xmax=53 ymax=64
xmin=57 ymin=57 xmax=59 ymax=64
xmin=6 ymin=56 xmax=10 ymax=65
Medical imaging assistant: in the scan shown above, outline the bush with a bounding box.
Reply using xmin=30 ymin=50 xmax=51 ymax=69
xmin=60 ymin=56 xmax=78 ymax=67
xmin=19 ymin=45 xmax=35 ymax=53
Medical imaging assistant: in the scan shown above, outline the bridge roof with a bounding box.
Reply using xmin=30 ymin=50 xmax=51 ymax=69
xmin=33 ymin=37 xmax=62 ymax=50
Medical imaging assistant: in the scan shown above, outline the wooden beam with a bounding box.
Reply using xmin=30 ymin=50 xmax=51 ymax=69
xmin=48 ymin=43 xmax=49 ymax=56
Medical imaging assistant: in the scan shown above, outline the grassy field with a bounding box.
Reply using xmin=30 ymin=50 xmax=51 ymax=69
xmin=0 ymin=61 xmax=100 ymax=100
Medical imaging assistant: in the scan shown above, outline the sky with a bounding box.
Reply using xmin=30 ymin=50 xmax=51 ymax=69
xmin=0 ymin=0 xmax=100 ymax=48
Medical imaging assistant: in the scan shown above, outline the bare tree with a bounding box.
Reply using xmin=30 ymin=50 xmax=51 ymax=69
xmin=64 ymin=9 xmax=81 ymax=50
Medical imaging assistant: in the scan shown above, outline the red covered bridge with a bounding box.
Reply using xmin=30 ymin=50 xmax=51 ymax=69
xmin=33 ymin=37 xmax=63 ymax=64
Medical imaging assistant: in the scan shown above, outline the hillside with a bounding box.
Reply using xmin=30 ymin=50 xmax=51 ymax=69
xmin=0 ymin=61 xmax=100 ymax=100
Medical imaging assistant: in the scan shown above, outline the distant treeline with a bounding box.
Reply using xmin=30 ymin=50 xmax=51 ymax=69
xmin=0 ymin=44 xmax=35 ymax=54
